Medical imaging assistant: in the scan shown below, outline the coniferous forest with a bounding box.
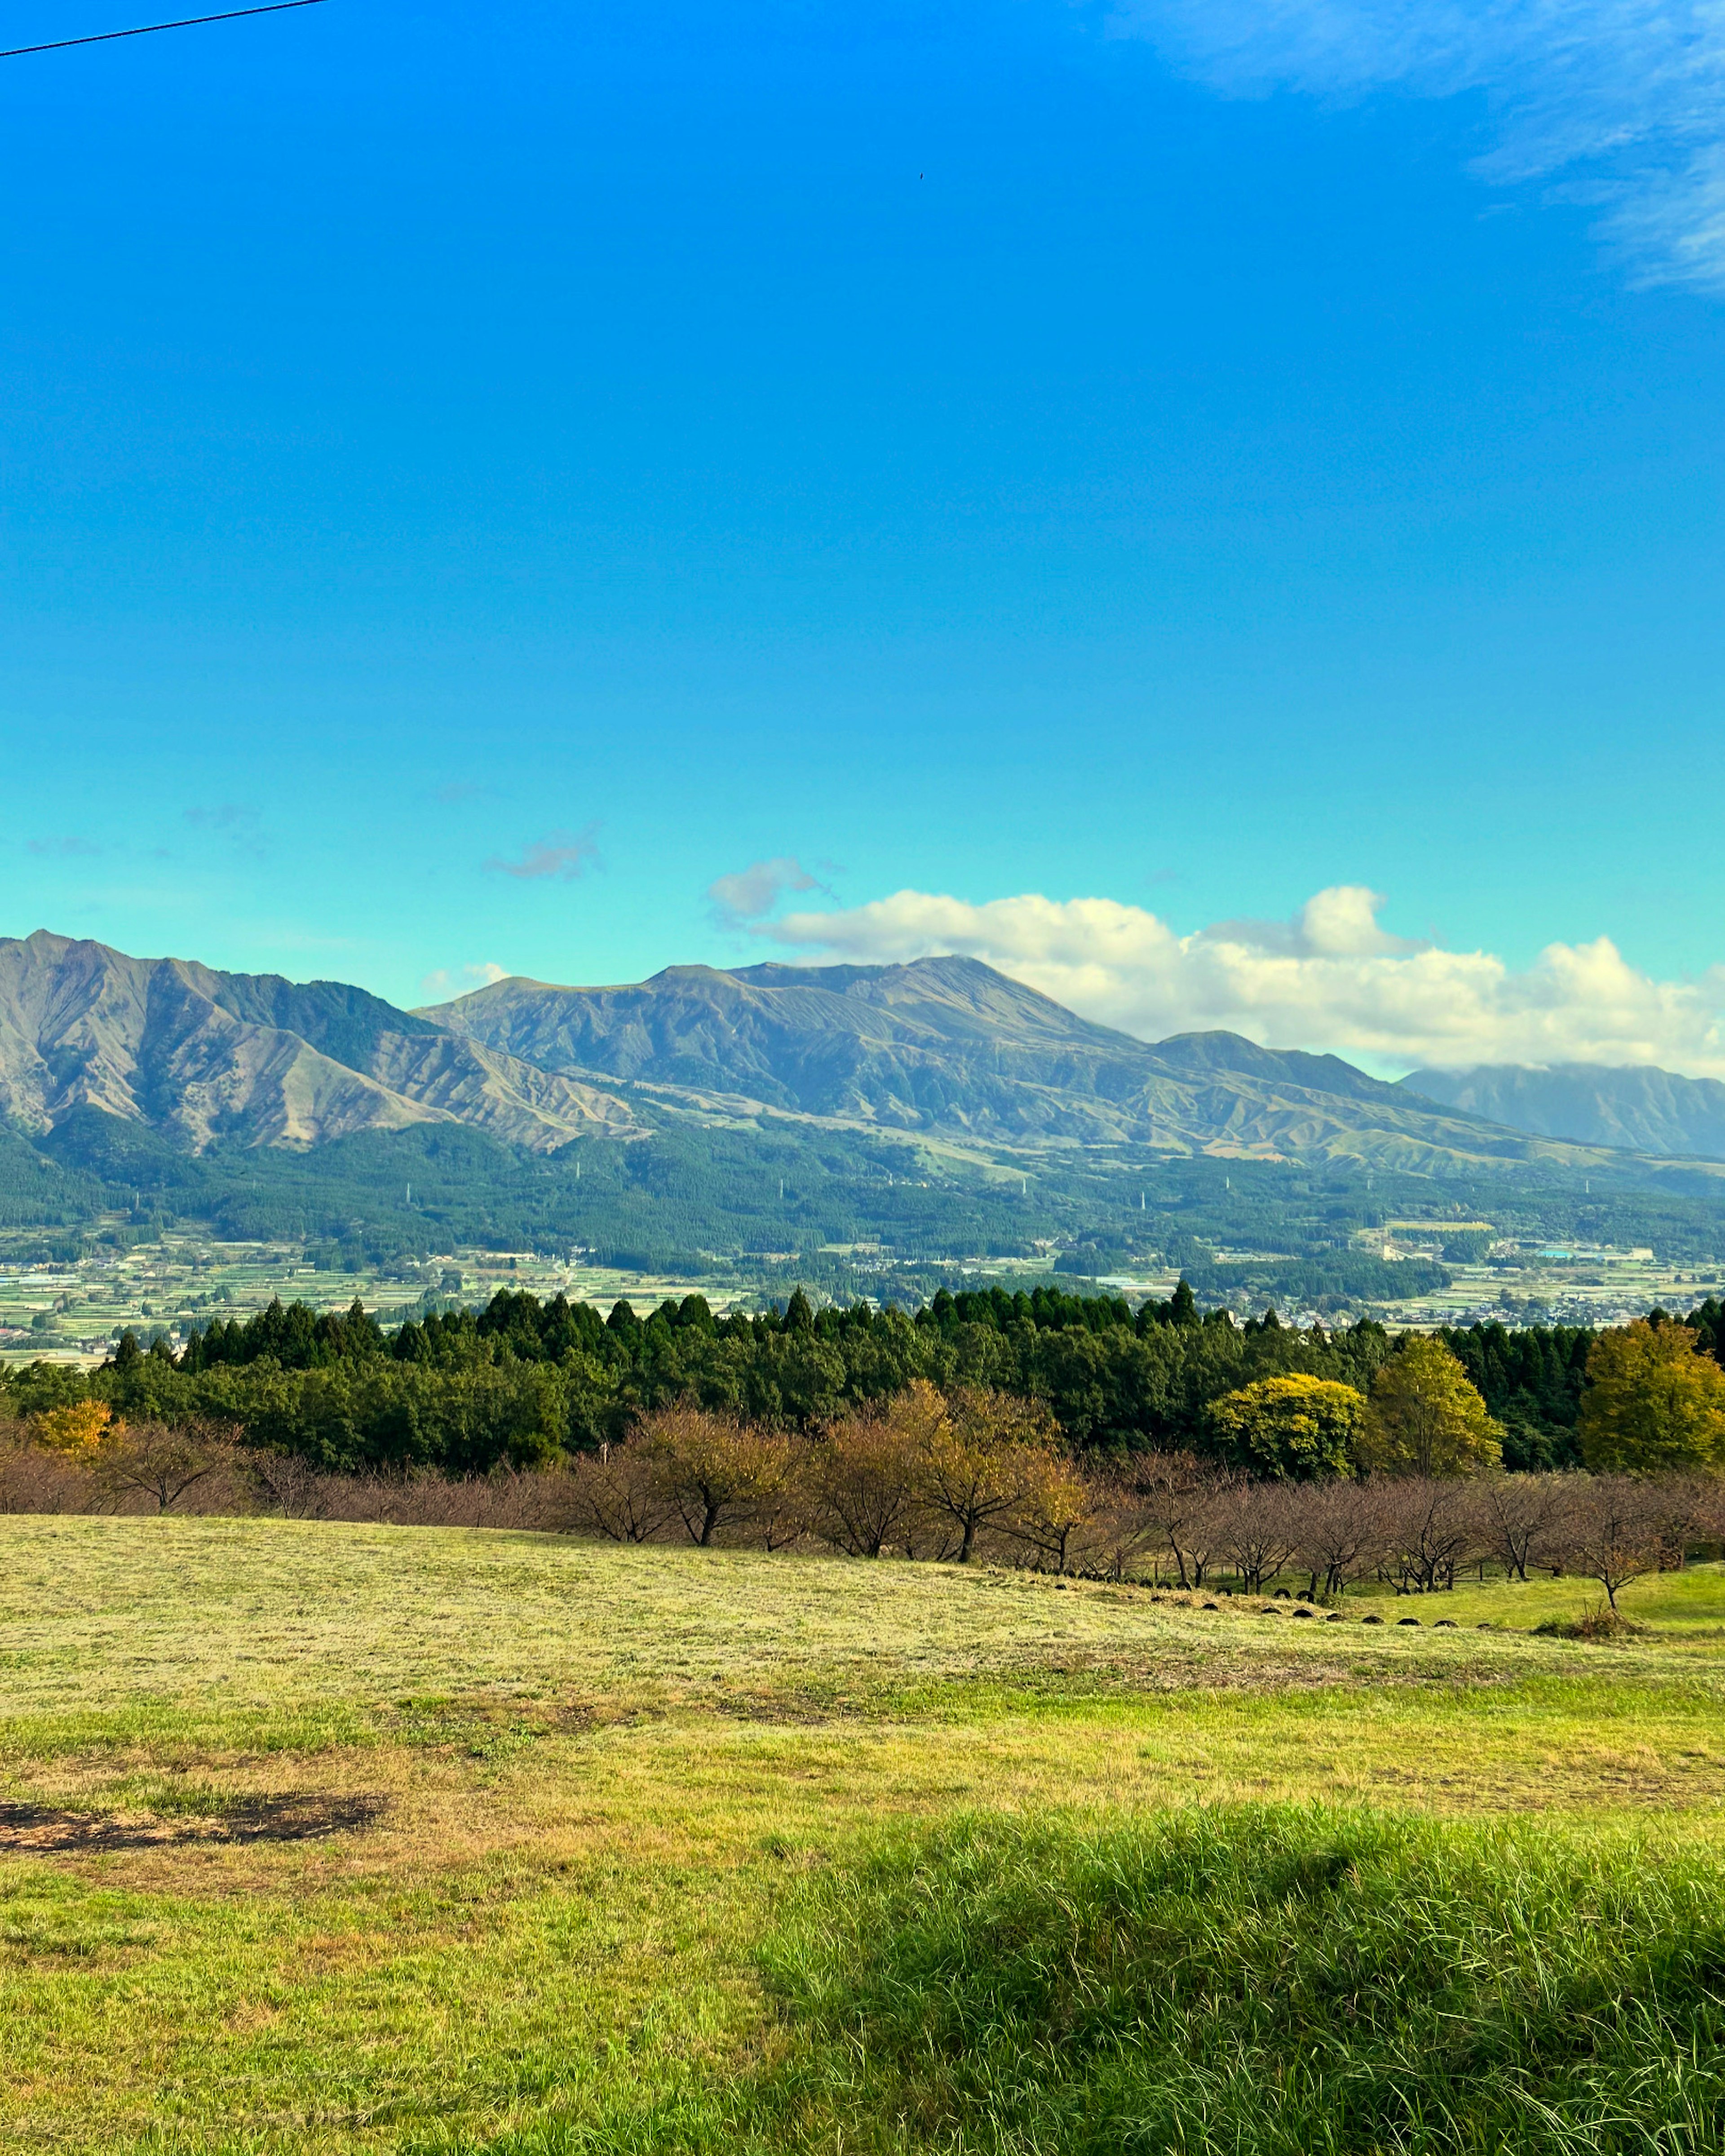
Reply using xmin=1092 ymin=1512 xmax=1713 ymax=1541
xmin=9 ymin=1276 xmax=1714 ymax=1477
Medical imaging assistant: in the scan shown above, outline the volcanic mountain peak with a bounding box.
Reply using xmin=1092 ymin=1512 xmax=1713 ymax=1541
xmin=420 ymin=953 xmax=1626 ymax=1171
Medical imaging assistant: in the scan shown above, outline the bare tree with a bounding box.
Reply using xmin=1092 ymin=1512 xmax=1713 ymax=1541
xmin=1083 ymin=1462 xmax=1167 ymax=1582
xmin=0 ymin=1427 xmax=97 ymax=1515
xmin=88 ymin=1419 xmax=238 ymax=1515
xmin=243 ymin=1449 xmax=341 ymax=1520
xmin=1558 ymin=1475 xmax=1695 ymax=1610
xmin=1214 ymin=1480 xmax=1303 ymax=1595
xmin=566 ymin=1439 xmax=681 ymax=1543
xmin=1473 ymin=1472 xmax=1572 ymax=1583
xmin=1288 ymin=1477 xmax=1385 ymax=1601
xmin=1119 ymin=1451 xmax=1221 ymax=1588
xmin=1378 ymin=1478 xmax=1486 ymax=1594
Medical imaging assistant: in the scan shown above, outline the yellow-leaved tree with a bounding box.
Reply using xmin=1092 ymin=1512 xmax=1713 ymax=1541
xmin=1578 ymin=1321 xmax=1725 ymax=1475
xmin=30 ymin=1400 xmax=116 ymax=1456
xmin=1207 ymin=1373 xmax=1365 ymax=1480
xmin=1358 ymin=1337 xmax=1502 ymax=1477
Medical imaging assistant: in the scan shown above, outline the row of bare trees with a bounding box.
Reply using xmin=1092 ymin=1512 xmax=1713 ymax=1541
xmin=1088 ymin=1457 xmax=1724 ymax=1608
xmin=0 ymin=1415 xmax=575 ymax=1531
xmin=5 ymin=1384 xmax=1721 ymax=1609
xmin=565 ymin=1389 xmax=1725 ymax=1607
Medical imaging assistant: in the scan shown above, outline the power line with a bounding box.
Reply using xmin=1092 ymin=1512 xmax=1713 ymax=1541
xmin=1 ymin=0 xmax=327 ymax=60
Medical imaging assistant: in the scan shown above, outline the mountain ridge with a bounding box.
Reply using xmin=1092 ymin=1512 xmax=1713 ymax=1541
xmin=0 ymin=932 xmax=635 ymax=1153
xmin=0 ymin=929 xmax=1710 ymax=1180
xmin=1401 ymin=1062 xmax=1725 ymax=1161
xmin=417 ymin=955 xmax=1637 ymax=1173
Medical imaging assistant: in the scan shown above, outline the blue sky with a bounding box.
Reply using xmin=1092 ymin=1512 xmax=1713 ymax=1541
xmin=2 ymin=0 xmax=1723 ymax=1072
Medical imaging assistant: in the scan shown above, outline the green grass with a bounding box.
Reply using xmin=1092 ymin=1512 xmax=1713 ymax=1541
xmin=1344 ymin=1561 xmax=1725 ymax=1640
xmin=3 ymin=1519 xmax=1725 ymax=2152
xmin=668 ymin=1805 xmax=1725 ymax=2155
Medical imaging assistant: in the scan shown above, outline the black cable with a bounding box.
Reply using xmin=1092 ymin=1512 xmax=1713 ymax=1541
xmin=0 ymin=0 xmax=327 ymax=59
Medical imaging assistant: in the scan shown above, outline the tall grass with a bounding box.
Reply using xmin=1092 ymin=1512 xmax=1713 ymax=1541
xmin=755 ymin=1804 xmax=1725 ymax=2154
xmin=492 ymin=1805 xmax=1725 ymax=2155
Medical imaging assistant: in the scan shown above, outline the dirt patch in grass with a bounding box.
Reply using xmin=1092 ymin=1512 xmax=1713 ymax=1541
xmin=0 ymin=1790 xmax=388 ymax=1852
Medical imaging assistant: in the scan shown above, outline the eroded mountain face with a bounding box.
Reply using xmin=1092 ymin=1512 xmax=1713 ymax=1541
xmin=419 ymin=954 xmax=1608 ymax=1171
xmin=0 ymin=930 xmax=1649 ymax=1171
xmin=0 ymin=932 xmax=634 ymax=1152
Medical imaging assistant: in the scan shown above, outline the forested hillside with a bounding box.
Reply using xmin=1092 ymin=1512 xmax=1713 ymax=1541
xmin=5 ymin=934 xmax=1725 ymax=1288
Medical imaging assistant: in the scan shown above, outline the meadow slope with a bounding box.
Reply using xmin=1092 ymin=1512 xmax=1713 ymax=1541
xmin=1 ymin=1519 xmax=1723 ymax=2152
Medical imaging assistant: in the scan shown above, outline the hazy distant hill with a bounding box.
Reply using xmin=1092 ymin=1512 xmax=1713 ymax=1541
xmin=420 ymin=954 xmax=1612 ymax=1172
xmin=0 ymin=932 xmax=635 ymax=1152
xmin=1402 ymin=1063 xmax=1725 ymax=1160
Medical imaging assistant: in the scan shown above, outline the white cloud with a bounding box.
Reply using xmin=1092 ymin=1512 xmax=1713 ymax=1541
xmin=1115 ymin=0 xmax=1725 ymax=291
xmin=757 ymin=883 xmax=1725 ymax=1075
xmin=708 ymin=856 xmax=827 ymax=931
xmin=419 ymin=960 xmax=509 ymax=1001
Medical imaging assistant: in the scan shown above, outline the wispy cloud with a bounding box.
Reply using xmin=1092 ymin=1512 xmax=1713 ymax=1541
xmin=183 ymin=804 xmax=258 ymax=830
xmin=26 ymin=835 xmax=100 ymax=857
xmin=435 ymin=781 xmax=491 ymax=804
xmin=1115 ymin=0 xmax=1725 ymax=290
xmin=708 ymin=856 xmax=831 ymax=932
xmin=483 ymin=826 xmax=601 ymax=882
xmin=419 ymin=960 xmax=510 ymax=1001
xmin=756 ymin=882 xmax=1725 ymax=1076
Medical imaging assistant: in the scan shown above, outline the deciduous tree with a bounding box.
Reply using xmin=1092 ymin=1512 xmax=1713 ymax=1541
xmin=916 ymin=1387 xmax=1058 ymax=1564
xmin=1001 ymin=1449 xmax=1095 ymax=1574
xmin=806 ymin=1382 xmax=944 ymax=1558
xmin=1360 ymin=1338 xmax=1502 ymax=1478
xmin=1558 ymin=1474 xmax=1691 ymax=1609
xmin=1577 ymin=1322 xmax=1725 ymax=1476
xmin=1208 ymin=1373 xmax=1365 ymax=1480
xmin=639 ymin=1405 xmax=794 ymax=1547
xmin=88 ymin=1418 xmax=235 ymax=1514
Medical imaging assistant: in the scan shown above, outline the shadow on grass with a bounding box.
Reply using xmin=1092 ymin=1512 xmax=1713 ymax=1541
xmin=0 ymin=1790 xmax=387 ymax=1851
xmin=448 ymin=1802 xmax=1725 ymax=2156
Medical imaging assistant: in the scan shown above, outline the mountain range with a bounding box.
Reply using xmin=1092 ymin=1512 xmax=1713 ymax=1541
xmin=3 ymin=928 xmax=1721 ymax=1180
xmin=1401 ymin=1064 xmax=1725 ymax=1160
xmin=422 ymin=956 xmax=1601 ymax=1171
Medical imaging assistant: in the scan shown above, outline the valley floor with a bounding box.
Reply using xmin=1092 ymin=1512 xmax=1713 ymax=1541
xmin=2 ymin=1520 xmax=1723 ymax=2152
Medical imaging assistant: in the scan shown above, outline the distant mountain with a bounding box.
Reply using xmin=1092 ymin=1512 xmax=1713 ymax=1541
xmin=420 ymin=954 xmax=1617 ymax=1172
xmin=1401 ymin=1063 xmax=1725 ymax=1160
xmin=2 ymin=932 xmax=1700 ymax=1179
xmin=0 ymin=932 xmax=635 ymax=1152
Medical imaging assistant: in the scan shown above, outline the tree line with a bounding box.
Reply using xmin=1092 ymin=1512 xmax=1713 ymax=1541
xmin=2 ymin=1280 xmax=1724 ymax=1481
xmin=7 ymin=1374 xmax=1719 ymax=1617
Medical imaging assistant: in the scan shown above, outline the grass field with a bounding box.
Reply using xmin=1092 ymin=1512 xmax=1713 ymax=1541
xmin=2 ymin=1519 xmax=1723 ymax=2152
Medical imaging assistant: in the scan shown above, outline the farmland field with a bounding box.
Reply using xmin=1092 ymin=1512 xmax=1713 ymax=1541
xmin=2 ymin=1519 xmax=1723 ymax=2152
